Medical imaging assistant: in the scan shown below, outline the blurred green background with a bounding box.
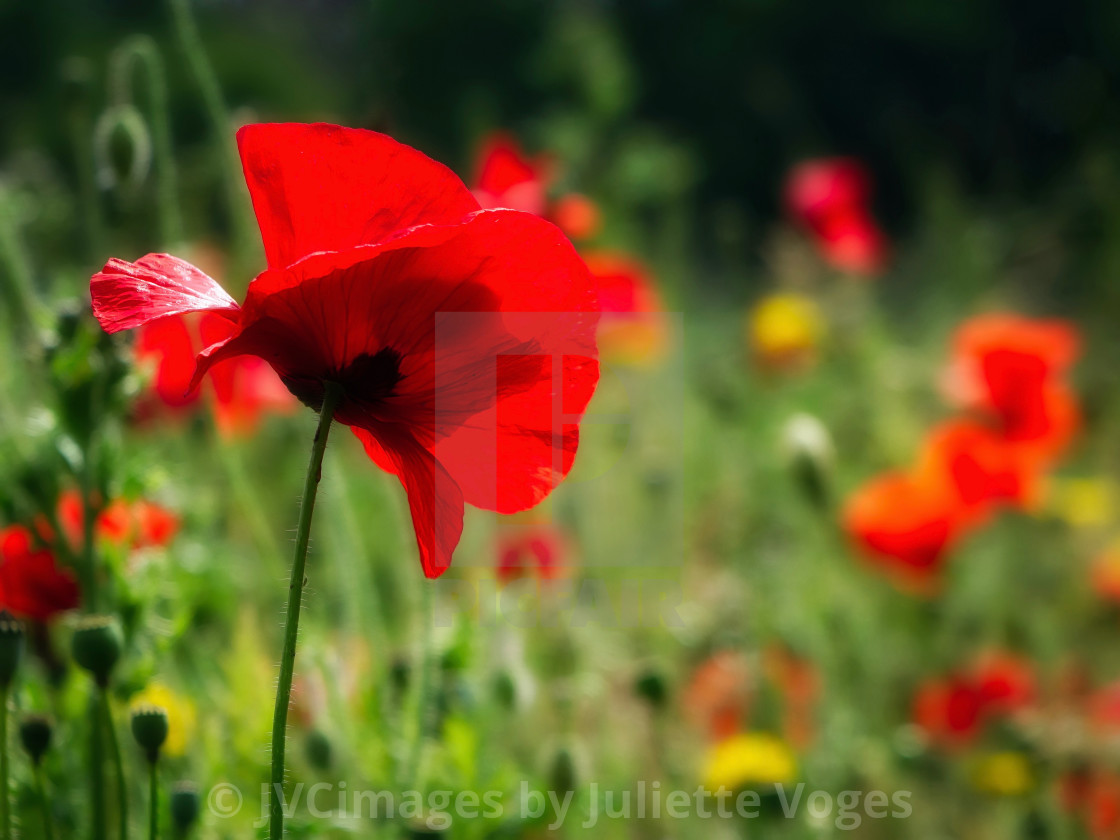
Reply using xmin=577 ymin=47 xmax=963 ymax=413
xmin=3 ymin=2 xmax=1120 ymax=839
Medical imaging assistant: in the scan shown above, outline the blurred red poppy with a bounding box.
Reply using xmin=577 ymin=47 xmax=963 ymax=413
xmin=973 ymin=650 xmax=1035 ymax=714
xmin=842 ymin=471 xmax=962 ymax=593
xmin=471 ymin=132 xmax=601 ymax=242
xmin=784 ymin=158 xmax=887 ymax=276
xmin=763 ymin=644 xmax=819 ymax=749
xmin=582 ymin=251 xmax=667 ymax=364
xmin=135 ymin=311 xmax=296 ymax=436
xmin=472 ymin=132 xmax=551 ymax=217
xmin=56 ymin=490 xmax=179 ymax=552
xmin=0 ymin=526 xmax=80 ymax=622
xmin=92 ymin=123 xmax=600 ymax=577
xmin=916 ymin=420 xmax=1041 ymax=519
xmin=945 ymin=314 xmax=1081 ymax=459
xmin=912 ymin=676 xmax=986 ymax=747
xmin=495 ymin=525 xmax=569 ymax=585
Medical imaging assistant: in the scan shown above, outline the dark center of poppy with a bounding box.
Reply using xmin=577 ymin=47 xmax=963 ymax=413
xmin=284 ymin=347 xmax=403 ymax=412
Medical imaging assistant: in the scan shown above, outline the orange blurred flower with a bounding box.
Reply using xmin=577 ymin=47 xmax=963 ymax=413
xmin=552 ymin=193 xmax=602 ymax=241
xmin=683 ymin=651 xmax=751 ymax=742
xmin=763 ymin=644 xmax=819 ymax=749
xmin=57 ymin=490 xmax=178 ymax=552
xmin=1091 ymin=541 xmax=1120 ymax=603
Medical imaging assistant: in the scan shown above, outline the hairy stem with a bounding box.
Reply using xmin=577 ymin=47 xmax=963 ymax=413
xmin=268 ymin=382 xmax=342 ymax=840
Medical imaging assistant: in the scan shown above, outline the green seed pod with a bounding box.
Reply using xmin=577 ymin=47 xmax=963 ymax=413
xmin=71 ymin=615 xmax=122 ymax=687
xmin=18 ymin=714 xmax=52 ymax=764
xmin=305 ymin=729 xmax=333 ymax=771
xmin=549 ymin=745 xmax=578 ymax=795
xmin=169 ymin=781 xmax=200 ymax=835
xmin=130 ymin=704 xmax=169 ymax=762
xmin=634 ymin=667 xmax=668 ymax=709
xmin=0 ymin=612 xmax=25 ymax=689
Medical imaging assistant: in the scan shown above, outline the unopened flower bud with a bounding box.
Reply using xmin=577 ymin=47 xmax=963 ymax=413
xmin=305 ymin=729 xmax=333 ymax=771
xmin=634 ymin=667 xmax=668 ymax=709
xmin=71 ymin=615 xmax=122 ymax=687
xmin=131 ymin=704 xmax=169 ymax=763
xmin=0 ymin=612 xmax=25 ymax=689
xmin=18 ymin=714 xmax=52 ymax=764
xmin=549 ymin=745 xmax=578 ymax=795
xmin=781 ymin=413 xmax=834 ymax=510
xmin=169 ymin=781 xmax=200 ymax=836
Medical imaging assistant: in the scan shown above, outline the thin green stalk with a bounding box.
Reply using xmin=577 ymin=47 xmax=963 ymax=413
xmin=269 ymin=383 xmax=342 ymax=840
xmin=34 ymin=763 xmax=55 ymax=840
xmin=165 ymin=0 xmax=258 ymax=276
xmin=0 ymin=187 xmax=44 ymax=340
xmin=405 ymin=584 xmax=434 ymax=792
xmin=89 ymin=691 xmax=106 ymax=840
xmin=99 ymin=690 xmax=129 ymax=840
xmin=148 ymin=759 xmax=159 ymax=840
xmin=110 ymin=36 xmax=184 ymax=248
xmin=0 ymin=686 xmax=8 ymax=840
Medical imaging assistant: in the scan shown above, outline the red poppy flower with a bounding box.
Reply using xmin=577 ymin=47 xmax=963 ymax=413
xmin=91 ymin=123 xmax=600 ymax=578
xmin=842 ymin=471 xmax=963 ymax=593
xmin=495 ymin=525 xmax=569 ymax=585
xmin=582 ymin=251 xmax=667 ymax=364
xmin=912 ymin=675 xmax=985 ymax=747
xmin=915 ymin=420 xmax=1041 ymax=519
xmin=783 ymin=158 xmax=887 ymax=276
xmin=0 ymin=526 xmax=80 ymax=622
xmin=944 ymin=314 xmax=1081 ymax=457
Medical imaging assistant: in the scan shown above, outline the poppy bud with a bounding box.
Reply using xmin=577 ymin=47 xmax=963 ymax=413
xmin=130 ymin=703 xmax=169 ymax=762
xmin=305 ymin=729 xmax=333 ymax=771
xmin=634 ymin=667 xmax=668 ymax=709
xmin=71 ymin=615 xmax=122 ymax=687
xmin=781 ymin=413 xmax=834 ymax=510
xmin=492 ymin=670 xmax=517 ymax=710
xmin=169 ymin=781 xmax=200 ymax=836
xmin=549 ymin=745 xmax=578 ymax=796
xmin=0 ymin=612 xmax=25 ymax=689
xmin=18 ymin=714 xmax=52 ymax=764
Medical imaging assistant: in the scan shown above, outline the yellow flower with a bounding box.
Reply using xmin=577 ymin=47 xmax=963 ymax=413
xmin=131 ymin=682 xmax=197 ymax=758
xmin=747 ymin=293 xmax=823 ymax=369
xmin=1045 ymin=477 xmax=1116 ymax=528
xmin=971 ymin=751 xmax=1033 ymax=796
xmin=703 ymin=732 xmax=798 ymax=790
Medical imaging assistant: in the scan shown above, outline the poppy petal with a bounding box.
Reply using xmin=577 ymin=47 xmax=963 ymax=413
xmin=352 ymin=429 xmax=464 ymax=578
xmin=236 ymin=123 xmax=480 ymax=269
xmin=91 ymin=254 xmax=240 ymax=333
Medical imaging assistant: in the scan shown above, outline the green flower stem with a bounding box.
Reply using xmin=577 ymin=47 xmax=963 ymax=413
xmin=269 ymin=382 xmax=343 ymax=840
xmin=99 ymin=689 xmax=128 ymax=840
xmin=0 ymin=685 xmax=9 ymax=840
xmin=405 ymin=583 xmax=435 ymax=792
xmin=33 ymin=762 xmax=55 ymax=840
xmin=0 ymin=187 xmax=44 ymax=340
xmin=148 ymin=759 xmax=159 ymax=840
xmin=110 ymin=37 xmax=183 ymax=248
xmin=89 ymin=691 xmax=106 ymax=840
